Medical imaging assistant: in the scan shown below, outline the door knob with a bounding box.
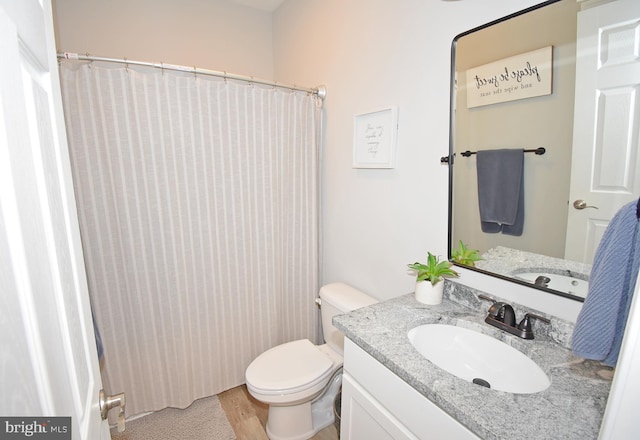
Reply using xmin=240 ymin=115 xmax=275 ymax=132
xmin=99 ymin=389 xmax=126 ymax=432
xmin=573 ymin=200 xmax=598 ymax=210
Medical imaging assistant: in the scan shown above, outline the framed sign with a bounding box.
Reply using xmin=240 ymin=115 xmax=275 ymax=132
xmin=466 ymin=46 xmax=553 ymax=108
xmin=353 ymin=107 xmax=398 ymax=168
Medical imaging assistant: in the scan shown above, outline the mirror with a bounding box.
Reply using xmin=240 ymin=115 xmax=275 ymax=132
xmin=448 ymin=0 xmax=588 ymax=301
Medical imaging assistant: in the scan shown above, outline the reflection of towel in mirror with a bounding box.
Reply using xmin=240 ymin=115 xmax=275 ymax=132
xmin=92 ymin=307 xmax=104 ymax=366
xmin=476 ymin=149 xmax=524 ymax=236
xmin=571 ymin=200 xmax=640 ymax=367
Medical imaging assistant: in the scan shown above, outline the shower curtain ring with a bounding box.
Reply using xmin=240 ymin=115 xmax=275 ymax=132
xmin=84 ymin=52 xmax=92 ymax=70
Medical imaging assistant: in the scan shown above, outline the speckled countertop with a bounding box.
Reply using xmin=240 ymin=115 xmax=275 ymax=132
xmin=333 ymin=281 xmax=613 ymax=440
xmin=477 ymin=246 xmax=592 ymax=281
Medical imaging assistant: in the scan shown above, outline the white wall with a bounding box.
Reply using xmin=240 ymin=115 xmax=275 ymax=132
xmin=273 ymin=0 xmax=545 ymax=302
xmin=52 ymin=0 xmax=274 ymax=78
xmin=52 ymin=0 xmax=583 ymax=318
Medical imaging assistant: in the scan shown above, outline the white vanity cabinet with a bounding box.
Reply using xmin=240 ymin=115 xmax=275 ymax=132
xmin=340 ymin=339 xmax=479 ymax=440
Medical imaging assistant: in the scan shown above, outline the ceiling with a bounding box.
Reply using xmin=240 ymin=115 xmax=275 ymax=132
xmin=226 ymin=0 xmax=285 ymax=12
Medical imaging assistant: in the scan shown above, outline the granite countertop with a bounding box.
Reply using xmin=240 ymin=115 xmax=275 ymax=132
xmin=333 ymin=282 xmax=613 ymax=440
xmin=477 ymin=246 xmax=592 ymax=282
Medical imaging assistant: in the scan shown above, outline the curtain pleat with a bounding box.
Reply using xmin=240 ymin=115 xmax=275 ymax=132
xmin=59 ymin=62 xmax=320 ymax=417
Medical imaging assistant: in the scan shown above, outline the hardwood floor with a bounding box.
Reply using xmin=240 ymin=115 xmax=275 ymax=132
xmin=218 ymin=385 xmax=339 ymax=440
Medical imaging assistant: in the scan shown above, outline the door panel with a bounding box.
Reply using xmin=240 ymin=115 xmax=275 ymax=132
xmin=0 ymin=1 xmax=110 ymax=438
xmin=565 ymin=0 xmax=640 ymax=264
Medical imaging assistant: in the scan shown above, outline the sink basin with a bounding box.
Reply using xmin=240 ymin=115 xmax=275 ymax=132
xmin=513 ymin=272 xmax=588 ymax=298
xmin=408 ymin=324 xmax=550 ymax=394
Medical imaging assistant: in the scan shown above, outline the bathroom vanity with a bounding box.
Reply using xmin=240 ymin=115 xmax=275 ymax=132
xmin=334 ymin=281 xmax=612 ymax=440
xmin=340 ymin=340 xmax=479 ymax=439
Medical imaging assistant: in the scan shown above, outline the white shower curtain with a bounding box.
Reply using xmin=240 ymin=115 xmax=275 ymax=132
xmin=59 ymin=61 xmax=321 ymax=417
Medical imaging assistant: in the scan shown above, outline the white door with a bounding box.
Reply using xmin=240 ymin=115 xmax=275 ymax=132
xmin=564 ymin=0 xmax=640 ymax=264
xmin=0 ymin=1 xmax=111 ymax=439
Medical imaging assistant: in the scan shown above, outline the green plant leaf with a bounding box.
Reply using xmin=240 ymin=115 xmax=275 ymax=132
xmin=407 ymin=251 xmax=459 ymax=285
xmin=451 ymin=240 xmax=482 ymax=267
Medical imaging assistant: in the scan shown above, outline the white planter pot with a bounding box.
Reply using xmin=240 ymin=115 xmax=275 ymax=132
xmin=414 ymin=280 xmax=444 ymax=305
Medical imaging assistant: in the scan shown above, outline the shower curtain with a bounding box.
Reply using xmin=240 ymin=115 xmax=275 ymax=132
xmin=59 ymin=61 xmax=321 ymax=417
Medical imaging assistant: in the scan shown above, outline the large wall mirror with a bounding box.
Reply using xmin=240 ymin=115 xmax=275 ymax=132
xmin=448 ymin=0 xmax=640 ymax=302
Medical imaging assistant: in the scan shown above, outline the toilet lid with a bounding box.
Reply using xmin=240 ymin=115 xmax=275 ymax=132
xmin=246 ymin=339 xmax=333 ymax=394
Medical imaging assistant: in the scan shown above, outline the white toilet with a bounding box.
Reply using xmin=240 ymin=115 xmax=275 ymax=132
xmin=245 ymin=282 xmax=377 ymax=440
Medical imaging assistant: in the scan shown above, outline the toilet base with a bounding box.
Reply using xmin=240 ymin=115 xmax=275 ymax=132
xmin=266 ymin=402 xmax=314 ymax=440
xmin=265 ymin=371 xmax=342 ymax=440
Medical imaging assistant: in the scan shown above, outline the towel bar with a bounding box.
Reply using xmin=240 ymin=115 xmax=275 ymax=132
xmin=440 ymin=147 xmax=545 ymax=164
xmin=461 ymin=147 xmax=546 ymax=157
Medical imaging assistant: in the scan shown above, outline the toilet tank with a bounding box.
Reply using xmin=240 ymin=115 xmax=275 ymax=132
xmin=319 ymin=283 xmax=377 ymax=356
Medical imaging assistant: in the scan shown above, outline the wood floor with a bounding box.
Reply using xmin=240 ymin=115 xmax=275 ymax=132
xmin=218 ymin=385 xmax=339 ymax=440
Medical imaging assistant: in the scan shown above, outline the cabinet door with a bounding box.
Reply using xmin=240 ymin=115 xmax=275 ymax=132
xmin=343 ymin=339 xmax=480 ymax=440
xmin=341 ymin=373 xmax=418 ymax=440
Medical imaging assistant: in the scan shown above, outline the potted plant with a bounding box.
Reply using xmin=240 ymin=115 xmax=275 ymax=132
xmin=451 ymin=240 xmax=482 ymax=267
xmin=407 ymin=252 xmax=459 ymax=305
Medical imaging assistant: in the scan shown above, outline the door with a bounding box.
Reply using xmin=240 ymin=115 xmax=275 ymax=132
xmin=564 ymin=0 xmax=640 ymax=264
xmin=0 ymin=1 xmax=111 ymax=438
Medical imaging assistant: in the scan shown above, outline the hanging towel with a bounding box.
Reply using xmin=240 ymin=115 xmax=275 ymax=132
xmin=91 ymin=307 xmax=104 ymax=367
xmin=476 ymin=149 xmax=525 ymax=236
xmin=572 ymin=200 xmax=640 ymax=366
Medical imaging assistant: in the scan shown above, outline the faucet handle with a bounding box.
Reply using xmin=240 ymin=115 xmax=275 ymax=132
xmin=517 ymin=313 xmax=551 ymax=334
xmin=478 ymin=294 xmax=496 ymax=304
xmin=526 ymin=313 xmax=550 ymax=324
xmin=478 ymin=294 xmax=498 ymax=317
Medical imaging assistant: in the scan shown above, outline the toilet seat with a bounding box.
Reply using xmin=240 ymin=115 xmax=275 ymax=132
xmin=246 ymin=339 xmax=333 ymax=396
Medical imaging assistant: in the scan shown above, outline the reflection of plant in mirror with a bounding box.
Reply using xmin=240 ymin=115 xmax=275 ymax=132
xmin=451 ymin=240 xmax=482 ymax=267
xmin=408 ymin=252 xmax=459 ymax=286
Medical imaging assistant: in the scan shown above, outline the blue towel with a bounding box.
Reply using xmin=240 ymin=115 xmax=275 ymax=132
xmin=92 ymin=308 xmax=105 ymax=366
xmin=476 ymin=149 xmax=524 ymax=236
xmin=572 ymin=200 xmax=640 ymax=366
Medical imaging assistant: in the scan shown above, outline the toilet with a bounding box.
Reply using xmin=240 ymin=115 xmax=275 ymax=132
xmin=245 ymin=282 xmax=377 ymax=440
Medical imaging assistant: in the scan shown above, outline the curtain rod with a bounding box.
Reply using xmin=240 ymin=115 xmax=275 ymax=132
xmin=57 ymin=52 xmax=327 ymax=101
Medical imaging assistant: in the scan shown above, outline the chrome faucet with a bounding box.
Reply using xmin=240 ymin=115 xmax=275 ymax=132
xmin=478 ymin=294 xmax=550 ymax=339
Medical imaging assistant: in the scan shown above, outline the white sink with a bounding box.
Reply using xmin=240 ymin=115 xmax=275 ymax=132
xmin=408 ymin=324 xmax=550 ymax=394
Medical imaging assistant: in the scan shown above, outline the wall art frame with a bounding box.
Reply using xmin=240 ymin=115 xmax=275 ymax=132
xmin=353 ymin=107 xmax=398 ymax=169
xmin=465 ymin=46 xmax=553 ymax=108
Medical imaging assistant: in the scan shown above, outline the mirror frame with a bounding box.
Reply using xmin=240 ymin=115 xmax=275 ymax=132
xmin=446 ymin=0 xmax=584 ymax=303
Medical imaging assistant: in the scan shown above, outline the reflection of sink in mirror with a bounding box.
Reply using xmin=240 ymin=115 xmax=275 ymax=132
xmin=513 ymin=272 xmax=588 ymax=299
xmin=408 ymin=324 xmax=550 ymax=394
xmin=472 ymin=247 xmax=591 ymax=301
